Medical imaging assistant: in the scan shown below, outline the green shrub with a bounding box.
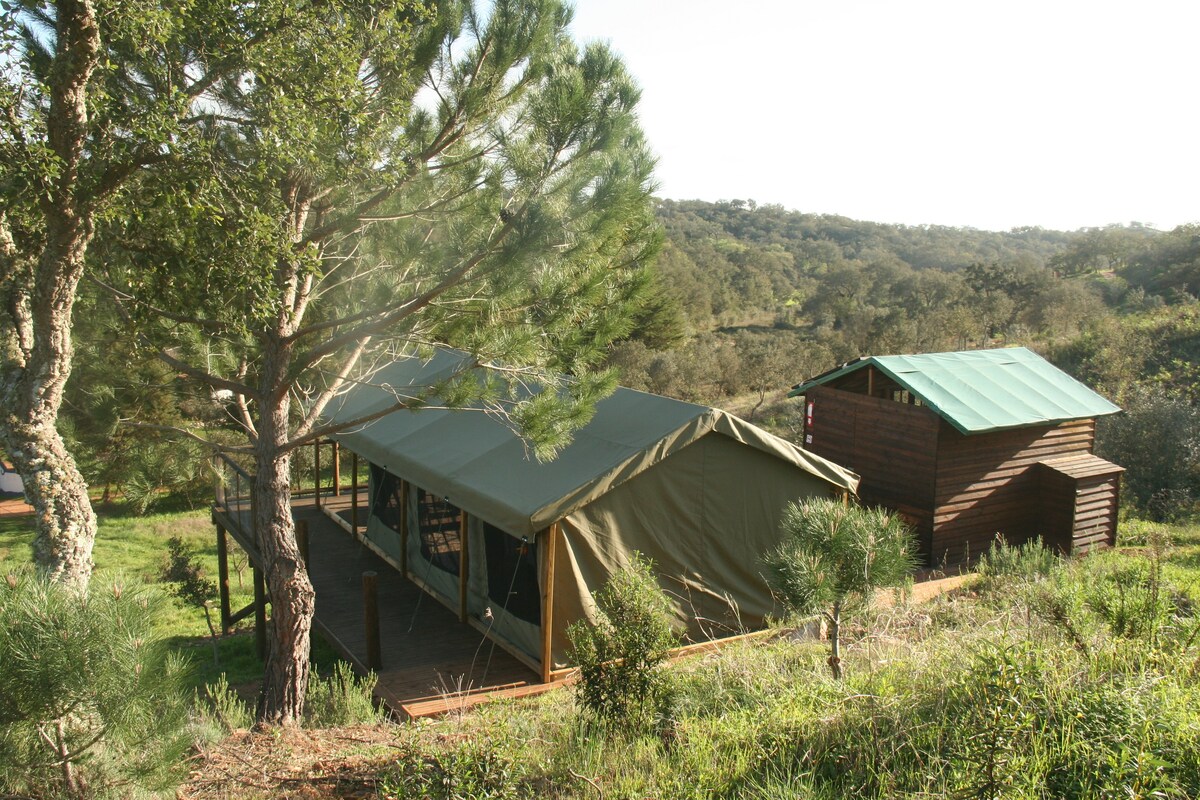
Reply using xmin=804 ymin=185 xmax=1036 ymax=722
xmin=975 ymin=534 xmax=1058 ymax=581
xmin=0 ymin=571 xmax=193 ymax=799
xmin=567 ymin=552 xmax=678 ymax=733
xmin=1083 ymin=549 xmax=1176 ymax=646
xmin=951 ymin=643 xmax=1045 ymax=800
xmin=380 ymin=742 xmax=526 ymax=800
xmin=304 ymin=660 xmax=382 ymax=727
xmin=194 ymin=673 xmax=252 ymax=736
xmin=160 ymin=535 xmax=221 ymax=665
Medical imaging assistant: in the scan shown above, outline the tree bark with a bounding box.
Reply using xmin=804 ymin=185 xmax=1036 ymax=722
xmin=252 ymin=348 xmax=315 ymax=726
xmin=0 ymin=0 xmax=101 ymax=589
xmin=827 ymin=603 xmax=843 ymax=680
xmin=252 ymin=446 xmax=315 ymax=725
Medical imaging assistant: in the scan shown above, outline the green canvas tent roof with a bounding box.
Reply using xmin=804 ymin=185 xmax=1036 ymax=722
xmin=324 ymin=349 xmax=860 ymax=537
xmin=788 ymin=347 xmax=1121 ymax=435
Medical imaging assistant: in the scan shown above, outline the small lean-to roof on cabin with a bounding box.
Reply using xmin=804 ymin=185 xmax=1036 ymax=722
xmin=788 ymin=347 xmax=1122 ymax=436
xmin=324 ymin=348 xmax=860 ymax=536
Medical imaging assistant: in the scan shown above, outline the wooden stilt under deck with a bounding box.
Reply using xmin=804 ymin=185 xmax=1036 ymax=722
xmin=216 ymin=524 xmax=232 ymax=634
xmin=541 ymin=523 xmax=558 ymax=683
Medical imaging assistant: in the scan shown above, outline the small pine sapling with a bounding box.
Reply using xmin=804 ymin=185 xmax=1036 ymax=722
xmin=764 ymin=497 xmax=916 ymax=679
xmin=160 ymin=536 xmax=220 ymax=665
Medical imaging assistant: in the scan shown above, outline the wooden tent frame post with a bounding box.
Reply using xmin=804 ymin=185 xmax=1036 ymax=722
xmin=350 ymin=452 xmax=359 ymax=534
xmin=540 ymin=522 xmax=559 ymax=683
xmin=313 ymin=440 xmax=322 ymax=509
xmin=331 ymin=441 xmax=340 ymax=497
xmin=458 ymin=511 xmax=470 ymax=623
xmin=399 ymin=479 xmax=409 ymax=575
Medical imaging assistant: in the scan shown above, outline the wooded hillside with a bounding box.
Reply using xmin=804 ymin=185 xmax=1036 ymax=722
xmin=609 ymin=200 xmax=1200 ymax=521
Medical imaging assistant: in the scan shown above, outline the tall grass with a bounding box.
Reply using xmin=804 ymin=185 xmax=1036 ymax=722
xmin=373 ymin=524 xmax=1200 ymax=800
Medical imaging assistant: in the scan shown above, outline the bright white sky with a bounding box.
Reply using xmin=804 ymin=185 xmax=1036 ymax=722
xmin=569 ymin=0 xmax=1200 ymax=232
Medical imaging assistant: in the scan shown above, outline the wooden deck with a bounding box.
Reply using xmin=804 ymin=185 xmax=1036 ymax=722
xmin=212 ymin=491 xmax=551 ymax=719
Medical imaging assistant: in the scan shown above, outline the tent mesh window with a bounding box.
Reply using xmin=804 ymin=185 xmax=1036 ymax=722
xmin=417 ymin=489 xmax=462 ymax=575
xmin=369 ymin=465 xmax=404 ymax=531
xmin=483 ymin=523 xmax=540 ymax=625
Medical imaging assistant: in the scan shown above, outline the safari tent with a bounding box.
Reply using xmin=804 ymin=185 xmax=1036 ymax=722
xmin=324 ymin=348 xmax=860 ymax=679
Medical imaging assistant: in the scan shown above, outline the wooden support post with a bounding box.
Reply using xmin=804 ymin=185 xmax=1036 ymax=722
xmin=363 ymin=571 xmax=381 ymax=670
xmin=399 ymin=479 xmax=409 ymax=575
xmin=253 ymin=565 xmax=267 ymax=661
xmin=458 ymin=511 xmax=469 ymax=623
xmin=540 ymin=523 xmax=558 ymax=683
xmin=313 ymin=440 xmax=322 ymax=509
xmin=351 ymin=452 xmax=360 ymax=535
xmin=296 ymin=519 xmax=310 ymax=570
xmin=216 ymin=524 xmax=232 ymax=633
xmin=331 ymin=441 xmax=340 ymax=497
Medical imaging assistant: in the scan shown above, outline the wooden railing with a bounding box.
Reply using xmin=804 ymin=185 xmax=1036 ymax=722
xmin=211 ymin=440 xmax=365 ymax=524
xmin=210 ymin=443 xmax=374 ymax=664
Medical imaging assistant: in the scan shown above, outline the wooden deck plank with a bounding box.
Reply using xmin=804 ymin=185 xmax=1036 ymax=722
xmin=214 ymin=493 xmax=542 ymax=719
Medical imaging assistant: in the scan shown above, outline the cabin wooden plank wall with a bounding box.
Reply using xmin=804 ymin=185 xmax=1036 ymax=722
xmin=1036 ymin=455 xmax=1122 ymax=554
xmin=930 ymin=419 xmax=1096 ymax=564
xmin=803 ymin=385 xmax=939 ymax=557
xmin=804 ymin=382 xmax=1119 ymax=566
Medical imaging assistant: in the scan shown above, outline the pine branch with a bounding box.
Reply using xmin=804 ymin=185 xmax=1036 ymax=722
xmin=290 ymin=221 xmax=514 ymax=373
xmin=119 ymin=420 xmax=255 ymax=455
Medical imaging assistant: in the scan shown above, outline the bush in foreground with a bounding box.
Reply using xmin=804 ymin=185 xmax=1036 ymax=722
xmin=567 ymin=552 xmax=678 ymax=733
xmin=0 ymin=572 xmax=192 ymax=798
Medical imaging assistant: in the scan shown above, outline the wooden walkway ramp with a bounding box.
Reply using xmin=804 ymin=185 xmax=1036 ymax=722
xmin=213 ymin=494 xmax=549 ymax=719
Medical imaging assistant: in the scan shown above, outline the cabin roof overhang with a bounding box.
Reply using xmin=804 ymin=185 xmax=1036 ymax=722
xmin=789 ymin=347 xmax=1122 ymax=436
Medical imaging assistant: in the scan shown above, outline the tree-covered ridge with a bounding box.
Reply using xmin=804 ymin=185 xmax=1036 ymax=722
xmin=610 ymin=198 xmax=1200 ymax=521
xmin=652 ymin=198 xmax=1166 ymax=337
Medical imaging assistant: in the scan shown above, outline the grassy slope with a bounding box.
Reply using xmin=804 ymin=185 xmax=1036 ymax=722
xmin=0 ymin=507 xmax=341 ymax=691
xmin=8 ymin=508 xmax=1200 ymax=799
xmin=176 ymin=519 xmax=1200 ymax=800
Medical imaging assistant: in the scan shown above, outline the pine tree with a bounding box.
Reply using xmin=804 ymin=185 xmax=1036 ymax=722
xmin=100 ymin=0 xmax=660 ymax=724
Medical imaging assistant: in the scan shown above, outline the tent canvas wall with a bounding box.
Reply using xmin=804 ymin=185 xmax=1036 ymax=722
xmin=325 ymin=349 xmax=860 ymax=676
xmin=0 ymin=462 xmax=23 ymax=498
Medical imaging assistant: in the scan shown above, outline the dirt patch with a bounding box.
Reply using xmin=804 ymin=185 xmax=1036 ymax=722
xmin=180 ymin=725 xmax=405 ymax=800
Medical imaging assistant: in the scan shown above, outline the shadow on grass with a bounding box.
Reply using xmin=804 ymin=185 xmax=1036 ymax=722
xmin=172 ymin=625 xmax=350 ymax=695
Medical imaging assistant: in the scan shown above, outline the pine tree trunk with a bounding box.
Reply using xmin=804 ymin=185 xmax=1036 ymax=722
xmin=827 ymin=603 xmax=843 ymax=680
xmin=252 ymin=394 xmax=315 ymax=726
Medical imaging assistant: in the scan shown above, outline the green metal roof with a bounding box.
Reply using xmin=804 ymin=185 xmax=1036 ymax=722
xmin=788 ymin=347 xmax=1121 ymax=435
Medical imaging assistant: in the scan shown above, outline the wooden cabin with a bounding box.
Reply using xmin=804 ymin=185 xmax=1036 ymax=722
xmin=789 ymin=347 xmax=1123 ymax=565
xmin=322 ymin=348 xmax=861 ymax=684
